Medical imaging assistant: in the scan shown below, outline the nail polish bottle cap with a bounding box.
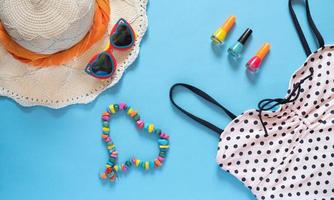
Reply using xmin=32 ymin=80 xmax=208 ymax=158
xmin=222 ymin=16 xmax=237 ymax=33
xmin=256 ymin=42 xmax=271 ymax=59
xmin=238 ymin=28 xmax=253 ymax=45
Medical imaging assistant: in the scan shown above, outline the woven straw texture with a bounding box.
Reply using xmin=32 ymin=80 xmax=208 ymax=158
xmin=0 ymin=0 xmax=148 ymax=109
xmin=0 ymin=0 xmax=95 ymax=54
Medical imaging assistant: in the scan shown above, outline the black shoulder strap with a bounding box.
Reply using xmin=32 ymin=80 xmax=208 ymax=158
xmin=169 ymin=83 xmax=237 ymax=135
xmin=289 ymin=0 xmax=325 ymax=56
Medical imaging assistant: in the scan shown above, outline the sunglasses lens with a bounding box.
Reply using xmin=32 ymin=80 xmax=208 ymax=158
xmin=89 ymin=53 xmax=115 ymax=77
xmin=111 ymin=24 xmax=134 ymax=47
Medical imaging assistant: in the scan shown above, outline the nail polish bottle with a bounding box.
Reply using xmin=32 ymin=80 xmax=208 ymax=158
xmin=211 ymin=16 xmax=236 ymax=45
xmin=228 ymin=28 xmax=253 ymax=60
xmin=246 ymin=42 xmax=271 ymax=72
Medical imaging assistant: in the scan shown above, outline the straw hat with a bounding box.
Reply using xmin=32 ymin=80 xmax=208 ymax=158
xmin=0 ymin=0 xmax=148 ymax=108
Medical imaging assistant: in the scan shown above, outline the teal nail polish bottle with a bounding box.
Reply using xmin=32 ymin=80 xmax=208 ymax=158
xmin=228 ymin=28 xmax=253 ymax=60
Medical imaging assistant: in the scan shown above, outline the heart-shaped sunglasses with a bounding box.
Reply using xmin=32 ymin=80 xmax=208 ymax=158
xmin=85 ymin=18 xmax=136 ymax=79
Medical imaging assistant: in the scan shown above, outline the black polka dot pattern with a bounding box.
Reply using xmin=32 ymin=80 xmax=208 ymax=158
xmin=217 ymin=46 xmax=334 ymax=200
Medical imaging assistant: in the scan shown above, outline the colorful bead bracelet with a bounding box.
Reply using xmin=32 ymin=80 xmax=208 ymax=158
xmin=99 ymin=103 xmax=170 ymax=183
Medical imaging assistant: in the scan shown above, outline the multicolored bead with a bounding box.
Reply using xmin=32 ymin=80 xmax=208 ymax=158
xmin=127 ymin=108 xmax=135 ymax=116
xmin=119 ymin=103 xmax=127 ymax=110
xmin=157 ymin=156 xmax=165 ymax=162
xmin=104 ymin=136 xmax=111 ymax=143
xmin=149 ymin=161 xmax=155 ymax=169
xmin=159 ymin=145 xmax=169 ymax=149
xmin=154 ymin=129 xmax=162 ymax=135
xmin=102 ymin=115 xmax=110 ymax=121
xmin=158 ymin=139 xmax=169 ymax=145
xmin=148 ymin=124 xmax=155 ymax=133
xmin=135 ymin=159 xmax=141 ymax=167
xmin=102 ymin=121 xmax=109 ymax=127
xmin=160 ymin=133 xmax=169 ymax=139
xmin=133 ymin=114 xmax=140 ymax=121
xmin=114 ymin=104 xmax=119 ymax=112
xmin=108 ymin=104 xmax=117 ymax=114
xmin=110 ymin=151 xmax=118 ymax=158
xmin=145 ymin=162 xmax=149 ymax=170
xmin=136 ymin=120 xmax=144 ymax=128
xmin=102 ymin=127 xmax=110 ymax=132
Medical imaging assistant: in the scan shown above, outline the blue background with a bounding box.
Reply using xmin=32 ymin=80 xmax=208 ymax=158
xmin=1 ymin=0 xmax=333 ymax=199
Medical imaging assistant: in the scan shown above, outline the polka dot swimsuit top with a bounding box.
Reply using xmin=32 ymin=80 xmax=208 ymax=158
xmin=170 ymin=1 xmax=334 ymax=200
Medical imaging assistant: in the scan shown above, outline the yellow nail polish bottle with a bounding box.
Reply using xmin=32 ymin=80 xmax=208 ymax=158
xmin=211 ymin=16 xmax=236 ymax=45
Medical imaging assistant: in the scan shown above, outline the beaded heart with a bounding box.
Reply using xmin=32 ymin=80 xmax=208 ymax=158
xmin=99 ymin=103 xmax=170 ymax=182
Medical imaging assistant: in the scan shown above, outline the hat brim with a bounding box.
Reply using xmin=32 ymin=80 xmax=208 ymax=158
xmin=0 ymin=0 xmax=148 ymax=109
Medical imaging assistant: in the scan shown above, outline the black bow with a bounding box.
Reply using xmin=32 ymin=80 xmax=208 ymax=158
xmin=258 ymin=68 xmax=314 ymax=135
